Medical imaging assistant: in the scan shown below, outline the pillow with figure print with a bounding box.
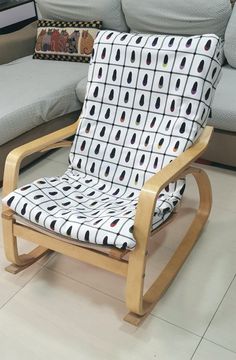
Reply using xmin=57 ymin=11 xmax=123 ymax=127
xmin=33 ymin=19 xmax=102 ymax=62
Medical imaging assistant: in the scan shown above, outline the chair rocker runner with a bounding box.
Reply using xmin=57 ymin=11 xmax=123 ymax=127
xmin=2 ymin=30 xmax=221 ymax=325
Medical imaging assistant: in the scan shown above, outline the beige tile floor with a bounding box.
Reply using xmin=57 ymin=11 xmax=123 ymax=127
xmin=0 ymin=148 xmax=236 ymax=360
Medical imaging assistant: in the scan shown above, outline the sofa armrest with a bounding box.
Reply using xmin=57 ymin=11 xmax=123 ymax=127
xmin=2 ymin=120 xmax=79 ymax=201
xmin=0 ymin=21 xmax=37 ymax=65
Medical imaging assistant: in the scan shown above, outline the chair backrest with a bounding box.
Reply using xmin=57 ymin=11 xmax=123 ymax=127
xmin=69 ymin=30 xmax=221 ymax=191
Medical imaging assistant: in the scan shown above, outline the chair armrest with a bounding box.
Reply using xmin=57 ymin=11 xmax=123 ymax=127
xmin=133 ymin=126 xmax=214 ymax=245
xmin=0 ymin=21 xmax=37 ymax=65
xmin=2 ymin=120 xmax=79 ymax=198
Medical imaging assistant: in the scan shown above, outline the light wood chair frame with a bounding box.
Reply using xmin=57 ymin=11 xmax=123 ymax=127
xmin=1 ymin=119 xmax=213 ymax=325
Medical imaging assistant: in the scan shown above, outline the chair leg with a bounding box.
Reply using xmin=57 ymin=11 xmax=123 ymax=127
xmin=124 ymin=247 xmax=148 ymax=325
xmin=2 ymin=214 xmax=51 ymax=274
xmin=124 ymin=167 xmax=212 ymax=326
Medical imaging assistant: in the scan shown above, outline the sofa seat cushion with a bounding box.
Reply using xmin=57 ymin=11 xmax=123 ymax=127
xmin=211 ymin=65 xmax=236 ymax=132
xmin=0 ymin=56 xmax=89 ymax=145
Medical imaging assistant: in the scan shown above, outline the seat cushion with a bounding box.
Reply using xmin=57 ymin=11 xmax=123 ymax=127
xmin=210 ymin=65 xmax=236 ymax=132
xmin=4 ymin=174 xmax=185 ymax=249
xmin=0 ymin=56 xmax=89 ymax=145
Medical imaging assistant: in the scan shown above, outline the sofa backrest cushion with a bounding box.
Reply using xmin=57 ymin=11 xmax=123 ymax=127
xmin=36 ymin=0 xmax=128 ymax=32
xmin=122 ymin=0 xmax=231 ymax=38
xmin=224 ymin=3 xmax=236 ymax=68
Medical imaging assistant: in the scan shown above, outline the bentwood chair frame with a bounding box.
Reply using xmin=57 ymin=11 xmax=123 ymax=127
xmin=1 ymin=119 xmax=213 ymax=325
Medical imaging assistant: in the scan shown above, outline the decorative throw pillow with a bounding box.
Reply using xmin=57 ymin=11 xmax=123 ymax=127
xmin=33 ymin=19 xmax=102 ymax=62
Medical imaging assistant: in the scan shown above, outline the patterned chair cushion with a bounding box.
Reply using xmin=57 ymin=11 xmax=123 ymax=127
xmin=3 ymin=30 xmax=221 ymax=249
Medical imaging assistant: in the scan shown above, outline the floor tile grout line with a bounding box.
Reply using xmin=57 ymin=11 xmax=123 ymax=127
xmin=190 ymin=336 xmax=236 ymax=360
xmin=45 ymin=264 xmax=163 ymax=309
xmin=0 ymin=255 xmax=235 ymax=352
xmin=45 ymin=266 xmax=126 ymax=304
xmin=190 ymin=337 xmax=204 ymax=359
xmin=201 ymin=273 xmax=236 ymax=338
xmin=202 ymin=337 xmax=236 ymax=355
xmin=46 ymin=265 xmax=204 ymax=338
xmin=150 ymin=313 xmax=202 ymax=338
xmin=190 ymin=272 xmax=236 ymax=359
xmin=43 ymin=265 xmax=207 ymax=340
xmin=190 ymin=337 xmax=203 ymax=360
xmin=0 ymin=254 xmax=55 ymax=312
xmin=0 ymin=260 xmax=207 ymax=341
xmin=3 ymin=258 xmax=200 ymax=335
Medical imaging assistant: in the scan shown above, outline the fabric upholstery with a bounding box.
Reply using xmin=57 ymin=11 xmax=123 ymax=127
xmin=224 ymin=3 xmax=236 ymax=68
xmin=0 ymin=113 xmax=79 ymax=187
xmin=210 ymin=65 xmax=236 ymax=132
xmin=36 ymin=0 xmax=128 ymax=32
xmin=33 ymin=19 xmax=102 ymax=63
xmin=3 ymin=30 xmax=221 ymax=249
xmin=122 ymin=0 xmax=231 ymax=38
xmin=75 ymin=76 xmax=88 ymax=103
xmin=0 ymin=55 xmax=89 ymax=146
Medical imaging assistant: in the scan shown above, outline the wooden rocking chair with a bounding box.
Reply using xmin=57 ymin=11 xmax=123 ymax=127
xmin=1 ymin=30 xmax=221 ymax=325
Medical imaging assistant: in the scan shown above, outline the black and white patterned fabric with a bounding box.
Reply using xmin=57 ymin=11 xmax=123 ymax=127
xmin=3 ymin=30 xmax=221 ymax=249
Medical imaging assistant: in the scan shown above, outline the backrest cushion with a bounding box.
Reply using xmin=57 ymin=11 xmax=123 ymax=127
xmin=69 ymin=30 xmax=221 ymax=192
xmin=36 ymin=0 xmax=128 ymax=32
xmin=224 ymin=3 xmax=236 ymax=67
xmin=122 ymin=0 xmax=231 ymax=38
